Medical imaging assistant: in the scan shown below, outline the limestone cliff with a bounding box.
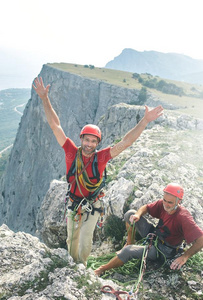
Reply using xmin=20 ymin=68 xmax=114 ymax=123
xmin=0 ymin=64 xmax=148 ymax=234
xmin=1 ymin=63 xmax=202 ymax=235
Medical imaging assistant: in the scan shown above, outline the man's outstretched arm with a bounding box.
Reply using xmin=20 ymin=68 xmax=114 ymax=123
xmin=170 ymin=235 xmax=203 ymax=270
xmin=33 ymin=77 xmax=67 ymax=147
xmin=110 ymin=105 xmax=163 ymax=158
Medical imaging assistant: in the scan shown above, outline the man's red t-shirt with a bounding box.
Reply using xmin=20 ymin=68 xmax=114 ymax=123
xmin=147 ymin=199 xmax=203 ymax=246
xmin=62 ymin=138 xmax=112 ymax=198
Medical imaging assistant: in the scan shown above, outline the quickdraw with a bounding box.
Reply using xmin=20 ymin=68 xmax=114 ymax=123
xmin=63 ymin=147 xmax=107 ymax=223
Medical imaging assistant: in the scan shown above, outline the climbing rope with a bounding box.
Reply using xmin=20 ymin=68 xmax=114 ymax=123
xmin=75 ymin=147 xmax=103 ymax=192
xmin=128 ymin=233 xmax=156 ymax=299
xmin=88 ymin=232 xmax=169 ymax=299
xmin=88 ymin=253 xmax=140 ymax=281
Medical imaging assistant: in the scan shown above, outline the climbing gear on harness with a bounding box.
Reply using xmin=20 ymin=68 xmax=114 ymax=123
xmin=66 ymin=146 xmax=96 ymax=186
xmin=64 ymin=193 xmax=104 ymax=223
xmin=94 ymin=232 xmax=185 ymax=299
xmin=64 ymin=147 xmax=107 ymax=221
xmin=66 ymin=147 xmax=106 ymax=197
xmin=80 ymin=124 xmax=102 ymax=141
xmin=65 ymin=145 xmax=107 ymax=256
xmin=75 ymin=147 xmax=104 ymax=194
xmin=163 ymin=183 xmax=184 ymax=199
xmin=97 ymin=216 xmax=104 ymax=228
xmin=101 ymin=285 xmax=130 ymax=300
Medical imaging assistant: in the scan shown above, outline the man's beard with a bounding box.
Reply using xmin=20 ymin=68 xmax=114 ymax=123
xmin=81 ymin=145 xmax=95 ymax=155
xmin=163 ymin=203 xmax=176 ymax=213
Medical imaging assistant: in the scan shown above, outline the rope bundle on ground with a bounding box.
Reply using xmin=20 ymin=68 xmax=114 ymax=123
xmin=87 ymin=233 xmax=169 ymax=299
xmin=88 ymin=253 xmax=140 ymax=282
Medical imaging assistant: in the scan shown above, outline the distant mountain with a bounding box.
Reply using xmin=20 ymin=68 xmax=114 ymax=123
xmin=105 ymin=49 xmax=203 ymax=85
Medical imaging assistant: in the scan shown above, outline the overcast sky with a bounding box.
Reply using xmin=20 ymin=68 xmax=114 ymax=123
xmin=1 ymin=0 xmax=203 ymax=89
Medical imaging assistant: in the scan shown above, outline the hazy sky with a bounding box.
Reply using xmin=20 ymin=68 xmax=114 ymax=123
xmin=1 ymin=0 xmax=203 ymax=67
xmin=0 ymin=0 xmax=203 ymax=66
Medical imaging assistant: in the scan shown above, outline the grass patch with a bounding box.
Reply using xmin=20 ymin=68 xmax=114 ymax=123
xmin=17 ymin=270 xmax=51 ymax=296
xmin=75 ymin=273 xmax=102 ymax=298
xmin=76 ymin=275 xmax=101 ymax=299
xmin=185 ymin=251 xmax=203 ymax=274
xmin=88 ymin=246 xmax=203 ymax=299
xmin=48 ymin=63 xmax=203 ymax=119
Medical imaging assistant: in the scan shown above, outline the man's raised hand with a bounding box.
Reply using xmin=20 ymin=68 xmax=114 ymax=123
xmin=33 ymin=77 xmax=50 ymax=101
xmin=144 ymin=105 xmax=163 ymax=123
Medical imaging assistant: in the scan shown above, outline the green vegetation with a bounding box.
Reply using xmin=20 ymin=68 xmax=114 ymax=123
xmin=0 ymin=250 xmax=67 ymax=299
xmin=13 ymin=250 xmax=68 ymax=297
xmin=48 ymin=63 xmax=203 ymax=119
xmin=138 ymin=87 xmax=147 ymax=104
xmin=138 ymin=75 xmax=184 ymax=96
xmin=0 ymin=88 xmax=30 ymax=177
xmin=103 ymin=215 xmax=126 ymax=244
xmin=84 ymin=64 xmax=95 ymax=69
xmin=186 ymin=251 xmax=203 ymax=272
xmin=75 ymin=273 xmax=101 ymax=298
xmin=0 ymin=88 xmax=30 ymax=152
xmin=88 ymin=249 xmax=203 ymax=299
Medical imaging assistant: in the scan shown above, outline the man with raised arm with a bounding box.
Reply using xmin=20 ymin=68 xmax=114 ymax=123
xmin=33 ymin=76 xmax=163 ymax=266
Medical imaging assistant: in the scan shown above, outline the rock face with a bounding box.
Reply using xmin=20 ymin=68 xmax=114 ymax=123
xmin=0 ymin=224 xmax=118 ymax=300
xmin=1 ymin=222 xmax=202 ymax=300
xmin=0 ymin=64 xmax=203 ymax=300
xmin=0 ymin=64 xmax=146 ymax=234
xmin=0 ymin=63 xmax=203 ymax=239
xmin=36 ymin=179 xmax=67 ymax=248
xmin=36 ymin=123 xmax=203 ymax=248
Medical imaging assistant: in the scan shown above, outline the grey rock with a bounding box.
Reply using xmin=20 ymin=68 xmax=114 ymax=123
xmin=0 ymin=66 xmax=158 ymax=235
xmin=0 ymin=65 xmax=202 ymax=300
xmin=1 ymin=65 xmax=202 ymax=236
xmin=0 ymin=224 xmax=120 ymax=300
xmin=36 ymin=179 xmax=67 ymax=248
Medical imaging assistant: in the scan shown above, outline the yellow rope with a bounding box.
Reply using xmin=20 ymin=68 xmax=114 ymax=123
xmin=76 ymin=147 xmax=103 ymax=192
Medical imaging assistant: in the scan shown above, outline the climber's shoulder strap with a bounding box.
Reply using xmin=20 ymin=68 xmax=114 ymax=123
xmin=66 ymin=149 xmax=102 ymax=183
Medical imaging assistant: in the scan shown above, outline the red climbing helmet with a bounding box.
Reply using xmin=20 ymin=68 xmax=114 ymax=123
xmin=163 ymin=183 xmax=184 ymax=199
xmin=80 ymin=124 xmax=102 ymax=141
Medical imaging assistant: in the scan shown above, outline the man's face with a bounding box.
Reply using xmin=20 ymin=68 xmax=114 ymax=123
xmin=163 ymin=192 xmax=181 ymax=214
xmin=80 ymin=134 xmax=99 ymax=156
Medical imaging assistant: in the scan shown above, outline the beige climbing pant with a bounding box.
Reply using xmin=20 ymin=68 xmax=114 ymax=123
xmin=66 ymin=199 xmax=101 ymax=265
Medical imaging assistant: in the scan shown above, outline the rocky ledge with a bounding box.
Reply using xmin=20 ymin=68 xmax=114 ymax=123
xmin=0 ymin=224 xmax=202 ymax=300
